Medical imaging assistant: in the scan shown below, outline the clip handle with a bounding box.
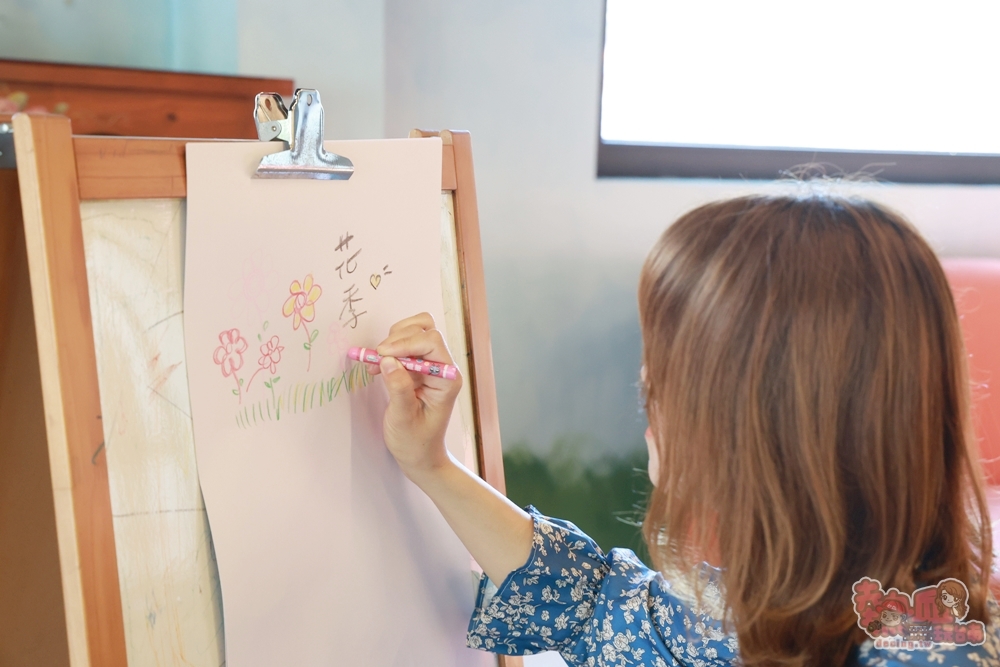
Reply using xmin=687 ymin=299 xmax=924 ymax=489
xmin=255 ymin=93 xmax=291 ymax=143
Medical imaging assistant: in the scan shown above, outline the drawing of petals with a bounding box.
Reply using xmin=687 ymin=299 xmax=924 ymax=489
xmin=213 ymin=345 xmax=230 ymax=375
xmin=213 ymin=328 xmax=247 ymax=377
xmin=300 ymin=275 xmax=322 ymax=304
xmin=219 ymin=328 xmax=237 ymax=348
xmin=283 ymin=275 xmax=322 ymax=339
xmin=224 ymin=353 xmax=244 ymax=375
xmin=257 ymin=336 xmax=284 ymax=374
xmin=282 ymin=294 xmax=297 ymax=318
xmin=299 ymin=302 xmax=316 ymax=322
xmin=289 ymin=275 xmax=322 ymax=305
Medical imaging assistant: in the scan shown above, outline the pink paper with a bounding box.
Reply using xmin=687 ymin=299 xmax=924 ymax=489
xmin=183 ymin=140 xmax=493 ymax=666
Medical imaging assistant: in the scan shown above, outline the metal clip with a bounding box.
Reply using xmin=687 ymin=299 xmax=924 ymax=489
xmin=0 ymin=123 xmax=15 ymax=170
xmin=254 ymin=89 xmax=353 ymax=180
xmin=254 ymin=93 xmax=291 ymax=143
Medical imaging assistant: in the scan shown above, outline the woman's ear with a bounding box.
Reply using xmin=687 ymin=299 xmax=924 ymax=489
xmin=645 ymin=426 xmax=660 ymax=486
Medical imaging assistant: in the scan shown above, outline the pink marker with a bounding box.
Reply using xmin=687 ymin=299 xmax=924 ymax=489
xmin=348 ymin=347 xmax=459 ymax=380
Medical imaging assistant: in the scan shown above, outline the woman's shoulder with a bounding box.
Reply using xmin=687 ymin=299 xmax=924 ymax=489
xmin=468 ymin=507 xmax=740 ymax=665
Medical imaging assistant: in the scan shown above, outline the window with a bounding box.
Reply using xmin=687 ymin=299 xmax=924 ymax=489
xmin=598 ymin=0 xmax=1000 ymax=183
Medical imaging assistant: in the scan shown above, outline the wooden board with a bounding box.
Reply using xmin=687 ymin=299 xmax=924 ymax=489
xmin=80 ymin=198 xmax=224 ymax=666
xmin=71 ymin=136 xmax=457 ymax=201
xmin=12 ymin=113 xmax=519 ymax=667
xmin=1 ymin=59 xmax=293 ymax=139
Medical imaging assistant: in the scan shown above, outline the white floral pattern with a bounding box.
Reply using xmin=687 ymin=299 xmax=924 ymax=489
xmin=466 ymin=508 xmax=1000 ymax=667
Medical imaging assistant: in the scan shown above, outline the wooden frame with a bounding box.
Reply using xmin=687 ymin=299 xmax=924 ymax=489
xmin=13 ymin=114 xmax=124 ymax=667
xmin=11 ymin=112 xmax=519 ymax=667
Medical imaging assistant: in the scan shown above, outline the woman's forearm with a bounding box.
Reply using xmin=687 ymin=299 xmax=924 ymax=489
xmin=406 ymin=455 xmax=534 ymax=585
xmin=370 ymin=314 xmax=534 ymax=584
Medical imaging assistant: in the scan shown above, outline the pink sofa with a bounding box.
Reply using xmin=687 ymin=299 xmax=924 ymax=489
xmin=941 ymin=258 xmax=1000 ymax=588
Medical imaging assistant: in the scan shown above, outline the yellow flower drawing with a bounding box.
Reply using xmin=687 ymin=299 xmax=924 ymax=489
xmin=282 ymin=274 xmax=322 ymax=372
xmin=282 ymin=274 xmax=322 ymax=330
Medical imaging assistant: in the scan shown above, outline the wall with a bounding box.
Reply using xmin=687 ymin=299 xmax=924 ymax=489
xmin=3 ymin=0 xmax=999 ymax=459
xmin=385 ymin=1 xmax=652 ymax=458
xmin=236 ymin=0 xmax=384 ymax=139
xmin=384 ymin=0 xmax=1000 ymax=460
xmin=0 ymin=0 xmax=384 ymax=140
xmin=0 ymin=0 xmax=238 ymax=73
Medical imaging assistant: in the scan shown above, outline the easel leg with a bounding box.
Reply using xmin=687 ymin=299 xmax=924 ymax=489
xmin=13 ymin=113 xmax=127 ymax=667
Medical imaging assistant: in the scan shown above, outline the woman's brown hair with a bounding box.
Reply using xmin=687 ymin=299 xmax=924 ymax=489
xmin=638 ymin=194 xmax=991 ymax=666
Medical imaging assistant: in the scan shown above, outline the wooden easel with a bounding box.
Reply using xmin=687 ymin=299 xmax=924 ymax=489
xmin=0 ymin=65 xmax=291 ymax=667
xmin=9 ymin=112 xmax=521 ymax=667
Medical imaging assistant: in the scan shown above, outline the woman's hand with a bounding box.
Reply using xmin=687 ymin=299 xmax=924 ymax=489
xmin=370 ymin=312 xmax=462 ymax=479
xmin=370 ymin=313 xmax=534 ymax=585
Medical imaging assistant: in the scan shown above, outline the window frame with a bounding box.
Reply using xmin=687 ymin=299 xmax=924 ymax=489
xmin=596 ymin=3 xmax=1000 ymax=185
xmin=596 ymin=142 xmax=1000 ymax=183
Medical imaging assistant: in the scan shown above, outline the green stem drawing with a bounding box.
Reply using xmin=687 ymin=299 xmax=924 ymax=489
xmin=302 ymin=323 xmax=313 ymax=371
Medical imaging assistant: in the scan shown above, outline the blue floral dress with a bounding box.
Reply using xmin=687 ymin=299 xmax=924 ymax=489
xmin=466 ymin=508 xmax=1000 ymax=666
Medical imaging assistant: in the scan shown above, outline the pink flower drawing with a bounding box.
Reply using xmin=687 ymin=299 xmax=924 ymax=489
xmin=214 ymin=328 xmax=249 ymax=403
xmin=282 ymin=274 xmax=322 ymax=330
xmin=213 ymin=329 xmax=248 ymax=376
xmin=245 ymin=335 xmax=284 ymax=393
xmin=258 ymin=336 xmax=284 ymax=374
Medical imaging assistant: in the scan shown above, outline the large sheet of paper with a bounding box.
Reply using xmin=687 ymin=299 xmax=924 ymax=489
xmin=183 ymin=140 xmax=492 ymax=666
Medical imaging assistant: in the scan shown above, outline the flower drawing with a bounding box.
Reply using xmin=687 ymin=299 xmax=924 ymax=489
xmin=282 ymin=274 xmax=323 ymax=371
xmin=245 ymin=334 xmax=284 ymax=394
xmin=282 ymin=274 xmax=322 ymax=330
xmin=258 ymin=336 xmax=284 ymax=374
xmin=214 ymin=328 xmax=249 ymax=403
xmin=213 ymin=329 xmax=248 ymax=376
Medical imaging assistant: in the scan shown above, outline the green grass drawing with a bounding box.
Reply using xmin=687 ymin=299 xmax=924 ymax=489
xmin=235 ymin=362 xmax=373 ymax=429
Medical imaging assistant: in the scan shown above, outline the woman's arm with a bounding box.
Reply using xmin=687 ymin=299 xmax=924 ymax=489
xmin=370 ymin=313 xmax=534 ymax=584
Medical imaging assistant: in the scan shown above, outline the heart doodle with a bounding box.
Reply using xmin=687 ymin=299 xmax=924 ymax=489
xmin=370 ymin=274 xmax=381 ymax=290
